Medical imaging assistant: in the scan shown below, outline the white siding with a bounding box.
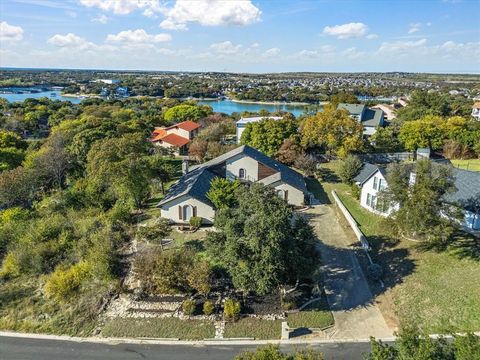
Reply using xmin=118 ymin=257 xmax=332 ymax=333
xmin=359 ymin=171 xmax=393 ymax=216
xmin=270 ymin=181 xmax=305 ymax=206
xmin=225 ymin=154 xmax=259 ymax=181
xmin=165 ymin=127 xmax=190 ymax=139
xmin=160 ymin=195 xmax=215 ymax=224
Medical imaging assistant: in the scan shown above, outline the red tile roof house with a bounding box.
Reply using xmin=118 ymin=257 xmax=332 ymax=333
xmin=150 ymin=120 xmax=200 ymax=156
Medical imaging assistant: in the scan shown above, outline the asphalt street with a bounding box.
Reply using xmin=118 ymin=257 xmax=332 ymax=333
xmin=0 ymin=336 xmax=375 ymax=360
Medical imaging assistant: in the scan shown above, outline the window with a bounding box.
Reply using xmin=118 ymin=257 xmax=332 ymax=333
xmin=371 ymin=195 xmax=377 ymax=209
xmin=183 ymin=205 xmax=193 ymax=221
xmin=239 ymin=168 xmax=246 ymax=179
xmin=366 ymin=193 xmax=372 ymax=207
xmin=378 ymin=178 xmax=384 ymax=191
xmin=373 ymin=176 xmax=378 ymax=190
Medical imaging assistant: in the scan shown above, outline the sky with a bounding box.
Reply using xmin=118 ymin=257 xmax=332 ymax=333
xmin=0 ymin=0 xmax=479 ymax=73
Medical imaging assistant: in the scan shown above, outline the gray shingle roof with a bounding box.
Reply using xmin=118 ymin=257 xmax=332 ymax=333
xmin=353 ymin=163 xmax=381 ymax=185
xmin=362 ymin=108 xmax=384 ymax=127
xmin=445 ymin=169 xmax=480 ymax=212
xmin=158 ymin=145 xmax=306 ymax=207
xmin=337 ymin=103 xmax=365 ymax=116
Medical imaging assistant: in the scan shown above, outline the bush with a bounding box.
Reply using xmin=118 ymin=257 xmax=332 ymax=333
xmin=367 ymin=263 xmax=383 ymax=281
xmin=189 ymin=216 xmax=202 ymax=229
xmin=203 ymin=300 xmax=215 ymax=315
xmin=182 ymin=299 xmax=196 ymax=316
xmin=44 ymin=261 xmax=92 ymax=302
xmin=281 ymin=300 xmax=297 ymax=311
xmin=0 ymin=252 xmax=20 ymax=278
xmin=338 ymin=155 xmax=362 ymax=184
xmin=224 ymin=298 xmax=241 ymax=321
xmin=351 ymin=183 xmax=361 ymax=200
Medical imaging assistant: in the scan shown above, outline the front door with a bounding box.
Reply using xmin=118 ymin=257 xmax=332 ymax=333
xmin=183 ymin=205 xmax=193 ymax=221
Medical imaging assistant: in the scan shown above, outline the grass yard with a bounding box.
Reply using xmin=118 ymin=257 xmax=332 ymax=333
xmin=287 ymin=297 xmax=334 ymax=329
xmin=101 ymin=317 xmax=215 ymax=340
xmin=224 ymin=318 xmax=282 ymax=340
xmin=317 ymin=160 xmax=480 ymax=333
xmin=0 ymin=277 xmax=109 ymax=336
xmin=450 ymin=159 xmax=480 ymax=172
xmin=169 ymin=229 xmax=207 ymax=248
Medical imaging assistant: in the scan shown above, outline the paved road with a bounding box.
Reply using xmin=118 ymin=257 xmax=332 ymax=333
xmin=0 ymin=336 xmax=375 ymax=360
xmin=304 ymin=205 xmax=392 ymax=339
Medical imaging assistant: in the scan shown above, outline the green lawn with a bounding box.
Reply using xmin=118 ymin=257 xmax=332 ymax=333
xmin=450 ymin=159 xmax=480 ymax=172
xmin=287 ymin=297 xmax=334 ymax=329
xmin=224 ymin=318 xmax=282 ymax=340
xmin=317 ymin=160 xmax=480 ymax=333
xmin=101 ymin=318 xmax=215 ymax=340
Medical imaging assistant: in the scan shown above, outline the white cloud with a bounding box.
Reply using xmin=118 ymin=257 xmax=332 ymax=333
xmin=322 ymin=22 xmax=368 ymax=39
xmin=408 ymin=23 xmax=421 ymax=34
xmin=106 ymin=29 xmax=171 ymax=44
xmin=92 ymin=14 xmax=110 ymax=24
xmin=262 ymin=47 xmax=280 ymax=58
xmin=159 ymin=0 xmax=261 ymax=31
xmin=377 ymin=38 xmax=427 ymax=54
xmin=210 ymin=41 xmax=242 ymax=55
xmin=366 ymin=34 xmax=378 ymax=40
xmin=79 ymin=0 xmax=164 ymax=15
xmin=48 ymin=33 xmax=91 ymax=47
xmin=0 ymin=21 xmax=24 ymax=42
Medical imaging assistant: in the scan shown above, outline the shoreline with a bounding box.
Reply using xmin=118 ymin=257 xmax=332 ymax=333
xmin=61 ymin=93 xmax=101 ymax=99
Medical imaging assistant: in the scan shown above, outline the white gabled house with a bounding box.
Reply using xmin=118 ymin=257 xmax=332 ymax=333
xmin=354 ymin=163 xmax=480 ymax=231
xmin=158 ymin=145 xmax=308 ymax=224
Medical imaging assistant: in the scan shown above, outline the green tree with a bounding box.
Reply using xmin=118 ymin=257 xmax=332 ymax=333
xmin=236 ymin=344 xmax=324 ymax=360
xmin=301 ymin=106 xmax=364 ymax=157
xmin=206 ymin=184 xmax=318 ymax=295
xmin=206 ymin=177 xmax=240 ymax=209
xmin=381 ymin=159 xmax=460 ymax=242
xmin=329 ymin=92 xmax=360 ymax=108
xmin=164 ymin=104 xmax=212 ymax=122
xmin=338 ymin=155 xmax=363 ymax=184
xmin=399 ymin=115 xmax=445 ymax=151
xmin=0 ymin=130 xmax=28 ymax=171
xmin=240 ymin=118 xmax=298 ymax=157
xmin=137 ymin=218 xmax=171 ymax=246
xmin=370 ymin=126 xmax=404 ymax=152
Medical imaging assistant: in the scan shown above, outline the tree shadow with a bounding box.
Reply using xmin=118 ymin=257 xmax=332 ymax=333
xmin=415 ymin=230 xmax=480 ymax=261
xmin=317 ymin=168 xmax=340 ymax=183
xmin=305 ymin=177 xmax=331 ymax=205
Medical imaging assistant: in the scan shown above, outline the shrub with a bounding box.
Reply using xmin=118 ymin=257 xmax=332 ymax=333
xmin=189 ymin=216 xmax=202 ymax=229
xmin=224 ymin=298 xmax=241 ymax=321
xmin=182 ymin=299 xmax=196 ymax=316
xmin=281 ymin=300 xmax=297 ymax=311
xmin=203 ymin=300 xmax=215 ymax=315
xmin=338 ymin=155 xmax=362 ymax=184
xmin=351 ymin=183 xmax=361 ymax=200
xmin=44 ymin=261 xmax=92 ymax=302
xmin=367 ymin=263 xmax=383 ymax=281
xmin=0 ymin=252 xmax=20 ymax=278
xmin=186 ymin=259 xmax=211 ymax=295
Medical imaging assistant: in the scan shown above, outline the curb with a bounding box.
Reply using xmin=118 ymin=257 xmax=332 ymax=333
xmin=1 ymin=331 xmax=478 ymax=346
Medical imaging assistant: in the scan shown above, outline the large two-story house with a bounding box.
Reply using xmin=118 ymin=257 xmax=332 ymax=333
xmin=150 ymin=120 xmax=200 ymax=155
xmin=337 ymin=103 xmax=385 ymax=136
xmin=354 ymin=163 xmax=480 ymax=231
xmin=158 ymin=145 xmax=308 ymax=224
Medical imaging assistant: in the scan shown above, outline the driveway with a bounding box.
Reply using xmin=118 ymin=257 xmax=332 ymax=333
xmin=304 ymin=205 xmax=392 ymax=339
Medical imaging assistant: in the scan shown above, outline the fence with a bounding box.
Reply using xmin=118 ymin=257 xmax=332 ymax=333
xmin=357 ymin=152 xmax=415 ymax=164
xmin=331 ymin=190 xmax=384 ymax=288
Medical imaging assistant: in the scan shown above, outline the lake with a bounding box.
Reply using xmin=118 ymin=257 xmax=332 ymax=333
xmin=0 ymin=89 xmax=83 ymax=104
xmin=198 ymin=99 xmax=316 ymax=117
xmin=0 ymin=90 xmax=316 ymax=116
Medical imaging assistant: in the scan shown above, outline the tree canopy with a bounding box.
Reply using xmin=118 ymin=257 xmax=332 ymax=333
xmin=206 ymin=183 xmax=318 ymax=295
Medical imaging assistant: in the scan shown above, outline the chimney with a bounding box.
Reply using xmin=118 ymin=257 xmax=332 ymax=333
xmin=182 ymin=159 xmax=189 ymax=175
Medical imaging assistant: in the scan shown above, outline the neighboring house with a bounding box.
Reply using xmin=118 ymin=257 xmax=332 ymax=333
xmin=236 ymin=116 xmax=283 ymax=143
xmin=337 ymin=103 xmax=385 ymax=136
xmin=150 ymin=120 xmax=200 ymax=156
xmin=472 ymin=102 xmax=480 ymax=120
xmin=158 ymin=145 xmax=308 ymax=224
xmin=354 ymin=163 xmax=480 ymax=231
xmin=371 ymin=104 xmax=396 ymax=120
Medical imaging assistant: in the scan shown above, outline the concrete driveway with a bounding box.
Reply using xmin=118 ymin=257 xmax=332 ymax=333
xmin=303 ymin=205 xmax=392 ymax=339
